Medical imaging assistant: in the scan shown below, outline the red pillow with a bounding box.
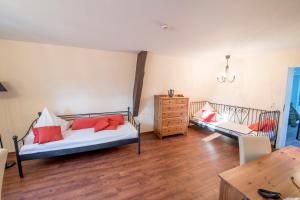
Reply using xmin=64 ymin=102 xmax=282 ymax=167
xmin=72 ymin=118 xmax=98 ymax=130
xmin=248 ymin=120 xmax=277 ymax=132
xmin=261 ymin=119 xmax=277 ymax=132
xmin=248 ymin=122 xmax=259 ymax=131
xmin=33 ymin=126 xmax=63 ymax=144
xmin=94 ymin=119 xmax=110 ymax=132
xmin=32 ymin=128 xmax=40 ymax=144
xmin=105 ymin=120 xmax=119 ymax=130
xmin=202 ymin=111 xmax=216 ymax=122
xmin=95 ymin=116 xmax=108 ymax=122
xmin=106 ymin=115 xmax=124 ymax=125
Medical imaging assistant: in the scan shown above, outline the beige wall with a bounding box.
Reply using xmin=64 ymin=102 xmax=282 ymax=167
xmin=1 ymin=39 xmax=300 ymax=151
xmin=209 ymin=50 xmax=300 ymax=110
xmin=0 ymin=39 xmax=136 ymax=151
xmin=138 ymin=53 xmax=215 ymax=131
xmin=139 ymin=50 xmax=300 ymax=147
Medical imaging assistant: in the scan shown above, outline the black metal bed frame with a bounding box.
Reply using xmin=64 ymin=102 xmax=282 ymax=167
xmin=189 ymin=101 xmax=280 ymax=145
xmin=13 ymin=107 xmax=140 ymax=178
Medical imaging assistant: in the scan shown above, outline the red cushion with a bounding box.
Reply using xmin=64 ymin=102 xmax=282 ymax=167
xmin=32 ymin=128 xmax=40 ymax=144
xmin=72 ymin=118 xmax=98 ymax=130
xmin=261 ymin=119 xmax=277 ymax=132
xmin=105 ymin=120 xmax=119 ymax=130
xmin=248 ymin=122 xmax=259 ymax=131
xmin=248 ymin=120 xmax=277 ymax=132
xmin=94 ymin=119 xmax=110 ymax=132
xmin=202 ymin=111 xmax=216 ymax=122
xmin=102 ymin=115 xmax=124 ymax=125
xmin=95 ymin=116 xmax=109 ymax=122
xmin=33 ymin=126 xmax=63 ymax=144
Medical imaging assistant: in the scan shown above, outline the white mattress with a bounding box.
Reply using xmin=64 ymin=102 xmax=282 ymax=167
xmin=20 ymin=122 xmax=138 ymax=155
xmin=191 ymin=117 xmax=257 ymax=137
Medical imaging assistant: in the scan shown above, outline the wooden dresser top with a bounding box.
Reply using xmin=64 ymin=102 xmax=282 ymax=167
xmin=155 ymin=95 xmax=188 ymax=99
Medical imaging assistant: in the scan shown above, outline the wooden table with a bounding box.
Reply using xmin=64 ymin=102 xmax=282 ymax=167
xmin=219 ymin=146 xmax=300 ymax=200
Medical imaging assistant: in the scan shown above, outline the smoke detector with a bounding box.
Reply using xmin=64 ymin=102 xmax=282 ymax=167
xmin=160 ymin=24 xmax=169 ymax=30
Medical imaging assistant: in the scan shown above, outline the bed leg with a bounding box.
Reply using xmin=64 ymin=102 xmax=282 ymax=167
xmin=137 ymin=124 xmax=141 ymax=154
xmin=188 ymin=119 xmax=192 ymax=127
xmin=16 ymin=157 xmax=23 ymax=178
xmin=137 ymin=140 xmax=141 ymax=154
xmin=13 ymin=136 xmax=24 ymax=178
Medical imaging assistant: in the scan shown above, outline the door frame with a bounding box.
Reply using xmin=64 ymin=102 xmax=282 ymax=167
xmin=278 ymin=67 xmax=300 ymax=147
xmin=295 ymin=75 xmax=300 ymax=112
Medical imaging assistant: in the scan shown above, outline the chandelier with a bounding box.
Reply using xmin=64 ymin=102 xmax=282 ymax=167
xmin=216 ymin=55 xmax=236 ymax=83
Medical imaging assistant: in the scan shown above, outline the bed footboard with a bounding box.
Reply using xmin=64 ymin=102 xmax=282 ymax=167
xmin=257 ymin=110 xmax=280 ymax=146
xmin=127 ymin=107 xmax=141 ymax=154
xmin=12 ymin=135 xmax=23 ymax=178
xmin=12 ymin=118 xmax=38 ymax=178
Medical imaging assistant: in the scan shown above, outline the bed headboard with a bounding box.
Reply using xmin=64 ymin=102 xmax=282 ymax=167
xmin=189 ymin=101 xmax=280 ymax=126
xmin=189 ymin=101 xmax=280 ymax=143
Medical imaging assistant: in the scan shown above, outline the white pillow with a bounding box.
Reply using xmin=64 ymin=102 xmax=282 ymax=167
xmin=216 ymin=113 xmax=226 ymax=122
xmin=24 ymin=107 xmax=70 ymax=145
xmin=24 ymin=131 xmax=34 ymax=145
xmin=35 ymin=107 xmax=70 ymax=132
xmin=201 ymin=102 xmax=215 ymax=111
xmin=194 ymin=102 xmax=215 ymax=118
xmin=201 ymin=110 xmax=215 ymax=119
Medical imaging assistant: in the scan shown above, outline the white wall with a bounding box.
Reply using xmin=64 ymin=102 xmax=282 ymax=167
xmin=209 ymin=50 xmax=300 ymax=110
xmin=139 ymin=49 xmax=300 ymax=147
xmin=0 ymin=39 xmax=137 ymax=151
xmin=1 ymin=39 xmax=300 ymax=151
xmin=138 ymin=53 xmax=215 ymax=131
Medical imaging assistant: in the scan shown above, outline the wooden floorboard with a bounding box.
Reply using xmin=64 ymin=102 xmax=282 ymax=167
xmin=2 ymin=126 xmax=239 ymax=200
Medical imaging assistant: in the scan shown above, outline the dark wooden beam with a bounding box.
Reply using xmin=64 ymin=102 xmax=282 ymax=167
xmin=132 ymin=51 xmax=148 ymax=117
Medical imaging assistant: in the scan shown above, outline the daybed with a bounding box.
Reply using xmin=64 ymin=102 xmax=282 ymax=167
xmin=189 ymin=101 xmax=280 ymax=146
xmin=13 ymin=107 xmax=140 ymax=178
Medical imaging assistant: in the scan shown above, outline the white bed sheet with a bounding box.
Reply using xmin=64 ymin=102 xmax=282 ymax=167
xmin=191 ymin=117 xmax=257 ymax=137
xmin=20 ymin=122 xmax=138 ymax=155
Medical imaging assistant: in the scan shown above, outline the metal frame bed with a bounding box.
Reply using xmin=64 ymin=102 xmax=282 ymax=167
xmin=13 ymin=107 xmax=140 ymax=178
xmin=189 ymin=101 xmax=280 ymax=146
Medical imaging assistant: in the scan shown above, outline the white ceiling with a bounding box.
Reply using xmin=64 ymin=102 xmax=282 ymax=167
xmin=0 ymin=0 xmax=300 ymax=56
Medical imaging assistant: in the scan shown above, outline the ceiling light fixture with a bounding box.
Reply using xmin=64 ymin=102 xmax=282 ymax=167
xmin=216 ymin=55 xmax=236 ymax=83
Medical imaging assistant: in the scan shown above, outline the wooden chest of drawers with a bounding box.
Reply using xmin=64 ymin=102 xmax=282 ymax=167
xmin=154 ymin=95 xmax=189 ymax=139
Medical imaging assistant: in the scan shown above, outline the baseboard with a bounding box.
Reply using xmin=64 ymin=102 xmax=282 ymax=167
xmin=141 ymin=131 xmax=154 ymax=135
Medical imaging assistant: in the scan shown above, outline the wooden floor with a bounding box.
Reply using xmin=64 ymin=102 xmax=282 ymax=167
xmin=2 ymin=126 xmax=239 ymax=200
